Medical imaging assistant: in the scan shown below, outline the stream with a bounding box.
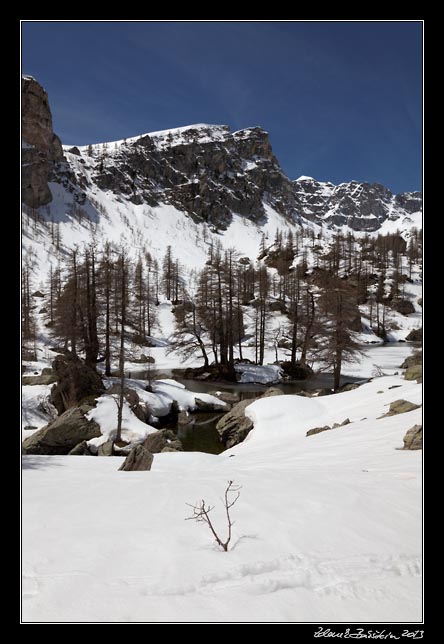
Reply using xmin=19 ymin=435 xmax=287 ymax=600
xmin=129 ymin=342 xmax=419 ymax=455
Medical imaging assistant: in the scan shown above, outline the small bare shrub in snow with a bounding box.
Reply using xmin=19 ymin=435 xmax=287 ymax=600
xmin=186 ymin=480 xmax=241 ymax=552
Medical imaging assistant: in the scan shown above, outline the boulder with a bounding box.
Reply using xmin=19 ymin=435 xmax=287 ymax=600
xmin=98 ymin=440 xmax=114 ymax=456
xmin=68 ymin=440 xmax=92 ymax=455
xmin=106 ymin=385 xmax=146 ymax=421
xmin=341 ymin=418 xmax=351 ymax=426
xmin=404 ymin=364 xmax=422 ymax=382
xmin=119 ymin=445 xmax=153 ymax=471
xmin=400 ymin=350 xmax=422 ymax=369
xmin=306 ymin=425 xmax=331 ymax=437
xmin=384 ymin=399 xmax=421 ymax=417
xmin=405 ymin=328 xmax=422 ymax=342
xmin=50 ymin=353 xmax=105 ymax=415
xmin=143 ymin=431 xmax=168 ymax=453
xmin=209 ymin=391 xmax=240 ymax=405
xmin=402 ymin=424 xmax=422 ymax=450
xmin=393 ymin=299 xmax=415 ymax=315
xmin=22 ymin=406 xmax=101 ymax=455
xmin=194 ymin=397 xmax=227 ymax=412
xmin=216 ymin=399 xmax=254 ymax=448
xmin=68 ymin=146 xmax=81 ymax=156
xmin=216 ymin=386 xmax=284 ymax=448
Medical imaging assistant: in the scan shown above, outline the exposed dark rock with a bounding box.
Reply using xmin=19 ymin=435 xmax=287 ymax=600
xmin=293 ymin=177 xmax=421 ymax=232
xmin=119 ymin=445 xmax=153 ymax=471
xmin=384 ymin=399 xmax=421 ymax=417
xmin=216 ymin=399 xmax=254 ymax=448
xmin=216 ymin=387 xmax=283 ymax=448
xmin=194 ymin=397 xmax=227 ymax=412
xmin=68 ymin=440 xmax=92 ymax=455
xmin=280 ymin=361 xmax=314 ymax=379
xmin=22 ymin=77 xmax=421 ymax=234
xmin=22 ymin=405 xmax=101 ymax=455
xmin=50 ymin=353 xmax=105 ymax=415
xmin=209 ymin=391 xmax=240 ymax=405
xmin=307 ymin=425 xmax=331 ymax=436
xmin=22 ymin=76 xmax=64 ymax=208
xmin=143 ymin=429 xmax=182 ymax=453
xmin=404 ymin=364 xmax=422 ymax=382
xmin=68 ymin=146 xmax=81 ymax=156
xmin=31 ymin=290 xmax=45 ymax=298
xmin=400 ymin=350 xmax=422 ymax=369
xmin=392 ymin=299 xmax=415 ymax=315
xmin=98 ymin=440 xmax=114 ymax=456
xmin=402 ymin=424 xmax=422 ymax=450
xmin=405 ymin=328 xmax=422 ymax=342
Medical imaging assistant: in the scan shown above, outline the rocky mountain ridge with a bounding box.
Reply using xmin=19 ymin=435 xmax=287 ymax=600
xmin=21 ymin=76 xmax=422 ymax=233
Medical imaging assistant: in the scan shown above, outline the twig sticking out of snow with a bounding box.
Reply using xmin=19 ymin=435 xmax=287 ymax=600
xmin=185 ymin=480 xmax=241 ymax=552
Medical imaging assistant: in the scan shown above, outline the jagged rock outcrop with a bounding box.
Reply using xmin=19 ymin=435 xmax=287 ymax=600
xmin=22 ymin=77 xmax=422 ymax=233
xmin=293 ymin=176 xmax=421 ymax=232
xmin=84 ymin=125 xmax=301 ymax=229
xmin=21 ymin=75 xmax=64 ymax=208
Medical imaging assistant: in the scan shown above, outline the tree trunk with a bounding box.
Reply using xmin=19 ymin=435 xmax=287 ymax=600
xmin=116 ymin=255 xmax=126 ymax=444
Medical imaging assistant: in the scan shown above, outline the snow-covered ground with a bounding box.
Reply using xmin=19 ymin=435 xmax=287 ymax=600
xmin=22 ymin=375 xmax=422 ymax=623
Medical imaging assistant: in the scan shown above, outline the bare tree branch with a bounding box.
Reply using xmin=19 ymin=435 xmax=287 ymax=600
xmin=185 ymin=480 xmax=242 ymax=552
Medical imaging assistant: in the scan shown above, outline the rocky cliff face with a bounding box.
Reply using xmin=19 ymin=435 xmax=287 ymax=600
xmin=293 ymin=177 xmax=422 ymax=232
xmin=22 ymin=75 xmax=64 ymax=208
xmin=22 ymin=77 xmax=422 ymax=231
xmin=77 ymin=124 xmax=300 ymax=229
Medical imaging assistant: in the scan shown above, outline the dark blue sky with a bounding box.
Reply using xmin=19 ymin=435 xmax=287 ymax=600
xmin=22 ymin=21 xmax=422 ymax=193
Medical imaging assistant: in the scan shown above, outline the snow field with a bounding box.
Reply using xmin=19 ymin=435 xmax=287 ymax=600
xmin=22 ymin=375 xmax=422 ymax=622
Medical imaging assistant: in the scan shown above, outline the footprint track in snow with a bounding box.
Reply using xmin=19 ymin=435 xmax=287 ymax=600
xmin=140 ymin=552 xmax=421 ymax=599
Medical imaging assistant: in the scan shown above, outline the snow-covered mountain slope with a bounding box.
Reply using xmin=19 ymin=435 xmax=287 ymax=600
xmin=293 ymin=176 xmax=421 ymax=232
xmin=21 ymin=76 xmax=422 ymax=287
xmin=22 ymin=375 xmax=422 ymax=623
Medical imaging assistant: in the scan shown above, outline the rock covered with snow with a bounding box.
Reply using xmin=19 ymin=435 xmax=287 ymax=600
xmin=21 ymin=76 xmax=422 ymax=235
xmin=292 ymin=177 xmax=422 ymax=232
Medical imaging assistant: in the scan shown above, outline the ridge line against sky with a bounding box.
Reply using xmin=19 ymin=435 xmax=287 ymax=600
xmin=22 ymin=20 xmax=423 ymax=194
